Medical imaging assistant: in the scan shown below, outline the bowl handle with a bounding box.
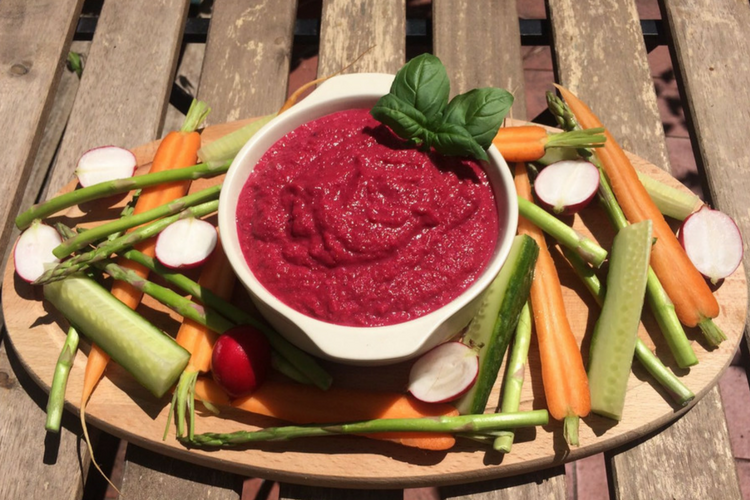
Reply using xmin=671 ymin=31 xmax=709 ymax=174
xmin=291 ymin=73 xmax=395 ymax=111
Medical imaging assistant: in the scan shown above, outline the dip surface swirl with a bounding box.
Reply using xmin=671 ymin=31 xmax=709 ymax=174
xmin=236 ymin=109 xmax=499 ymax=327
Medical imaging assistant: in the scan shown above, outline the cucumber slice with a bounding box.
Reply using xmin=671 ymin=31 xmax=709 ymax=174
xmin=44 ymin=274 xmax=190 ymax=398
xmin=587 ymin=220 xmax=653 ymax=420
xmin=454 ymin=234 xmax=539 ymax=415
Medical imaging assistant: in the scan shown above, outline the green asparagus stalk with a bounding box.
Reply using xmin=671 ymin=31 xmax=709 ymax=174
xmin=53 ymin=185 xmax=221 ymax=258
xmin=493 ymin=302 xmax=532 ymax=452
xmin=517 ymin=197 xmax=607 ymax=268
xmin=45 ymin=326 xmax=80 ymax=432
xmin=547 ymin=92 xmax=698 ymax=367
xmin=117 ymin=248 xmax=333 ymax=391
xmin=15 ymin=160 xmax=231 ymax=230
xmin=34 ymin=200 xmax=219 ymax=284
xmin=180 ymin=410 xmax=550 ymax=448
xmin=561 ymin=246 xmax=695 ymax=406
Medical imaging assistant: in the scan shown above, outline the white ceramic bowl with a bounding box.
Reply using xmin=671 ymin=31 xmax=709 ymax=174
xmin=218 ymin=73 xmax=518 ymax=366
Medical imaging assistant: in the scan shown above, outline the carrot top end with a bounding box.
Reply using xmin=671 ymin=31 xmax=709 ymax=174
xmin=180 ymin=99 xmax=212 ymax=134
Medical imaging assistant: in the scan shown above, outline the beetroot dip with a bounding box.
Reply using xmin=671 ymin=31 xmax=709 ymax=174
xmin=236 ymin=109 xmax=500 ymax=327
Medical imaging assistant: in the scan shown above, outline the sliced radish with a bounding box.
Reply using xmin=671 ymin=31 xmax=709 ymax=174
xmin=75 ymin=146 xmax=137 ymax=187
xmin=534 ymin=160 xmax=600 ymax=215
xmin=408 ymin=342 xmax=479 ymax=403
xmin=155 ymin=218 xmax=218 ymax=269
xmin=679 ymin=206 xmax=743 ymax=284
xmin=14 ymin=221 xmax=62 ymax=283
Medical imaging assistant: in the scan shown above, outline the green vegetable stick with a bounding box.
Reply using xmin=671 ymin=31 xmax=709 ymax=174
xmin=45 ymin=326 xmax=80 ymax=433
xmin=588 ymin=220 xmax=653 ymax=420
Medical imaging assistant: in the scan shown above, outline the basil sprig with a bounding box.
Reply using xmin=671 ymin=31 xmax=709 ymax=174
xmin=371 ymin=54 xmax=514 ymax=161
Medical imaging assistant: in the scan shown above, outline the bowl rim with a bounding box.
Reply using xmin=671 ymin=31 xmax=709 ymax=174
xmin=218 ymin=72 xmax=518 ymax=364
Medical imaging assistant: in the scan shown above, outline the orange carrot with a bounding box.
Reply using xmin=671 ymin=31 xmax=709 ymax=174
xmin=514 ymin=162 xmax=590 ymax=446
xmin=231 ymin=379 xmax=459 ymax=451
xmin=554 ymin=85 xmax=721 ymax=339
xmin=194 ymin=376 xmax=232 ymax=408
xmin=492 ymin=124 xmax=606 ymax=163
xmin=79 ymin=101 xmax=210 ymax=484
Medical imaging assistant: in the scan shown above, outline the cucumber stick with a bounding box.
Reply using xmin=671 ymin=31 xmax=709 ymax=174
xmin=587 ymin=220 xmax=653 ymax=420
xmin=44 ymin=274 xmax=190 ymax=398
xmin=454 ymin=234 xmax=539 ymax=415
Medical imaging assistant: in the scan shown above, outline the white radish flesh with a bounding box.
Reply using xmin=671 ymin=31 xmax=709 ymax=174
xmin=679 ymin=206 xmax=743 ymax=284
xmin=534 ymin=160 xmax=600 ymax=215
xmin=408 ymin=342 xmax=479 ymax=403
xmin=155 ymin=218 xmax=218 ymax=269
xmin=14 ymin=221 xmax=62 ymax=283
xmin=76 ymin=146 xmax=137 ymax=187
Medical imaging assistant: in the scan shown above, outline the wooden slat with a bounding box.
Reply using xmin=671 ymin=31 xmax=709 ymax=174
xmin=279 ymin=483 xmax=402 ymax=500
xmin=440 ymin=468 xmax=567 ymax=500
xmin=547 ymin=0 xmax=670 ymax=169
xmin=42 ymin=0 xmax=190 ymax=199
xmin=547 ymin=0 xmax=742 ymax=498
xmin=432 ymin=0 xmax=527 ymax=118
xmin=197 ymin=0 xmax=298 ymax=122
xmin=606 ymin=387 xmax=741 ymax=499
xmin=118 ymin=444 xmax=242 ymax=499
xmin=0 ymin=0 xmax=83 ymax=257
xmin=318 ymin=0 xmax=405 ymax=76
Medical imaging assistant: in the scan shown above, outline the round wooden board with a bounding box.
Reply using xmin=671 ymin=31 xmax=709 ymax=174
xmin=3 ymin=118 xmax=747 ymax=489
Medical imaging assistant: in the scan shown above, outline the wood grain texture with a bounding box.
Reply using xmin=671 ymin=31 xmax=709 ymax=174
xmin=2 ymin=119 xmax=745 ymax=489
xmin=42 ymin=0 xmax=190 ymax=200
xmin=119 ymin=444 xmax=242 ymax=499
xmin=432 ymin=0 xmax=527 ymax=119
xmin=547 ymin=0 xmax=671 ymax=170
xmin=318 ymin=0 xmax=405 ymax=76
xmin=197 ymin=0 xmax=297 ymax=123
xmin=606 ymin=386 xmax=741 ymax=500
xmin=0 ymin=0 xmax=83 ymax=274
xmin=440 ymin=467 xmax=566 ymax=500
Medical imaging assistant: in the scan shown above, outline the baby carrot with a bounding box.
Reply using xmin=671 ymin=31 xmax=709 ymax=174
xmin=492 ymin=124 xmax=606 ymax=163
xmin=514 ymin=162 xmax=590 ymax=446
xmin=554 ymin=85 xmax=723 ymax=345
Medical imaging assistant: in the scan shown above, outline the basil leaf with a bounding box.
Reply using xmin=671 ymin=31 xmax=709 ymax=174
xmin=371 ymin=93 xmax=428 ymax=143
xmin=443 ymin=88 xmax=514 ymax=149
xmin=391 ymin=54 xmax=450 ymax=122
xmin=429 ymin=122 xmax=488 ymax=161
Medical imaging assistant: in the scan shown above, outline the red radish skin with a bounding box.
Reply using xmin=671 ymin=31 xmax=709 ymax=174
xmin=75 ymin=146 xmax=137 ymax=188
xmin=408 ymin=342 xmax=479 ymax=403
xmin=155 ymin=217 xmax=218 ymax=269
xmin=14 ymin=221 xmax=62 ymax=283
xmin=534 ymin=160 xmax=600 ymax=215
xmin=679 ymin=206 xmax=743 ymax=285
xmin=211 ymin=326 xmax=272 ymax=398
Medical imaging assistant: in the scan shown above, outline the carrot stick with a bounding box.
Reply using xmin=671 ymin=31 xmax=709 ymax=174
xmin=79 ymin=100 xmax=210 ymax=484
xmin=554 ymin=85 xmax=723 ymax=344
xmin=231 ymin=379 xmax=459 ymax=451
xmin=492 ymin=125 xmax=606 ymax=163
xmin=514 ymin=162 xmax=590 ymax=446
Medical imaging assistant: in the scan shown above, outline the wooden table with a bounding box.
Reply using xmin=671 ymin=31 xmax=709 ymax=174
xmin=1 ymin=1 xmax=748 ymax=499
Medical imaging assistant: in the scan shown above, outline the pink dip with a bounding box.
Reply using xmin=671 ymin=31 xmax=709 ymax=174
xmin=236 ymin=109 xmax=499 ymax=327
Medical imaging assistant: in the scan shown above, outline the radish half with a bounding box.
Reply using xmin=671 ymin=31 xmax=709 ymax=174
xmin=211 ymin=325 xmax=272 ymax=398
xmin=408 ymin=342 xmax=479 ymax=403
xmin=14 ymin=221 xmax=62 ymax=283
xmin=534 ymin=160 xmax=600 ymax=215
xmin=679 ymin=206 xmax=743 ymax=284
xmin=155 ymin=218 xmax=218 ymax=269
xmin=75 ymin=146 xmax=137 ymax=187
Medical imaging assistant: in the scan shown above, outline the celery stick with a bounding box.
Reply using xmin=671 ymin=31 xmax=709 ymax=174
xmin=588 ymin=220 xmax=653 ymax=420
xmin=44 ymin=274 xmax=190 ymax=398
xmin=637 ymin=171 xmax=703 ymax=221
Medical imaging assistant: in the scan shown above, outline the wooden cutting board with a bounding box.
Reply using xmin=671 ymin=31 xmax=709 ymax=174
xmin=2 ymin=118 xmax=746 ymax=489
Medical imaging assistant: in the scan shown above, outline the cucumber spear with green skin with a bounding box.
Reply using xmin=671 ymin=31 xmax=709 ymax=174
xmin=454 ymin=234 xmax=539 ymax=415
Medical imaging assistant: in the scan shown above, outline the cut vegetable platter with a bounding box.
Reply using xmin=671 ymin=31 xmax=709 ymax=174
xmin=2 ymin=117 xmax=746 ymax=489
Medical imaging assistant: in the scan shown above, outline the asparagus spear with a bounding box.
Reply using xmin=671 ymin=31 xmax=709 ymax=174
xmin=53 ymin=185 xmax=221 ymax=258
xmin=493 ymin=302 xmax=532 ymax=452
xmin=15 ymin=160 xmax=231 ymax=230
xmin=34 ymin=200 xmax=219 ymax=284
xmin=45 ymin=326 xmax=80 ymax=433
xmin=547 ymin=92 xmax=698 ymax=368
xmin=180 ymin=410 xmax=550 ymax=448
